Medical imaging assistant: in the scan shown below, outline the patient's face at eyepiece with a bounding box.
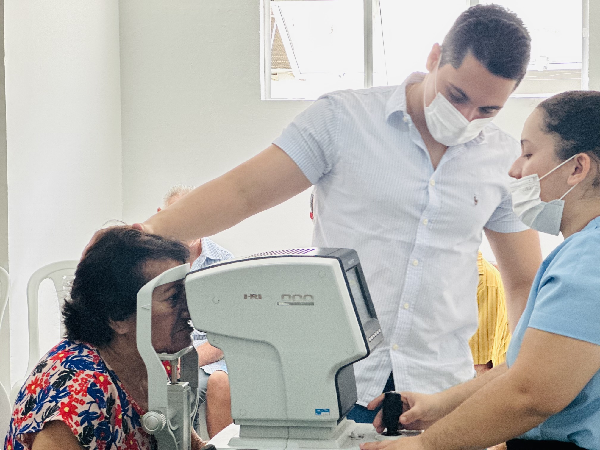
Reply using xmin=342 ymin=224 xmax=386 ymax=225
xmin=146 ymin=258 xmax=194 ymax=354
xmin=64 ymin=227 xmax=190 ymax=349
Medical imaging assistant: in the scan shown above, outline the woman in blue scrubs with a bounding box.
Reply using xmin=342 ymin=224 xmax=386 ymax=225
xmin=361 ymin=90 xmax=600 ymax=450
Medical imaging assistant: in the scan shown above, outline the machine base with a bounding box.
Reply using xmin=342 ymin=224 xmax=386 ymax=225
xmin=209 ymin=421 xmax=411 ymax=450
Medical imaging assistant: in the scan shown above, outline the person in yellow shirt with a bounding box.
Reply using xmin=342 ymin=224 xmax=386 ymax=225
xmin=469 ymin=252 xmax=510 ymax=376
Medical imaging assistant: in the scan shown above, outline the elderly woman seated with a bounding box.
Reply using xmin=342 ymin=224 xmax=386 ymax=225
xmin=4 ymin=227 xmax=207 ymax=450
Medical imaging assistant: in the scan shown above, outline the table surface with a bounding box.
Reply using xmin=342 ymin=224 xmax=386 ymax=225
xmin=209 ymin=421 xmax=414 ymax=450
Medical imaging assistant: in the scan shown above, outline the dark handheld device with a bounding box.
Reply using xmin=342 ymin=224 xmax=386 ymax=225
xmin=381 ymin=391 xmax=403 ymax=436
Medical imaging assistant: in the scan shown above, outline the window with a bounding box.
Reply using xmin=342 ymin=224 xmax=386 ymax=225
xmin=268 ymin=0 xmax=364 ymax=100
xmin=481 ymin=0 xmax=582 ymax=96
xmin=264 ymin=0 xmax=584 ymax=100
xmin=372 ymin=0 xmax=467 ymax=87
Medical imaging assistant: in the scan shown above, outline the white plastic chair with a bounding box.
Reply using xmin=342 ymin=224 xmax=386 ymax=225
xmin=10 ymin=261 xmax=78 ymax=405
xmin=0 ymin=267 xmax=11 ymax=443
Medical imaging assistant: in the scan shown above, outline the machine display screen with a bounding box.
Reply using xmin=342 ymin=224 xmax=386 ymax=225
xmin=345 ymin=267 xmax=373 ymax=324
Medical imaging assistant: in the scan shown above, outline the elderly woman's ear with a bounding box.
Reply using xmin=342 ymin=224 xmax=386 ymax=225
xmin=108 ymin=316 xmax=136 ymax=336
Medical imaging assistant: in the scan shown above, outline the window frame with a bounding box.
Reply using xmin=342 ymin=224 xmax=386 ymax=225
xmin=262 ymin=0 xmax=595 ymax=100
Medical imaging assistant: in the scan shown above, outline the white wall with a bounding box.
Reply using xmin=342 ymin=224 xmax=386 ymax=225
xmin=4 ymin=0 xmax=123 ymax=385
xmin=0 ymin=0 xmax=9 ymax=402
xmin=119 ymin=1 xmax=314 ymax=257
xmin=591 ymin=0 xmax=600 ymax=90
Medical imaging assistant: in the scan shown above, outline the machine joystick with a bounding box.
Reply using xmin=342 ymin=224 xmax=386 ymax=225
xmin=381 ymin=391 xmax=403 ymax=436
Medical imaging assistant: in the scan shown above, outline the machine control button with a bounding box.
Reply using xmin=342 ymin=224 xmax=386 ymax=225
xmin=142 ymin=411 xmax=166 ymax=433
xmin=368 ymin=329 xmax=382 ymax=341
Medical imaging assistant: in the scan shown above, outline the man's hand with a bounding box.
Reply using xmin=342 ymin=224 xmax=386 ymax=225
xmin=368 ymin=392 xmax=446 ymax=433
xmin=360 ymin=435 xmax=427 ymax=450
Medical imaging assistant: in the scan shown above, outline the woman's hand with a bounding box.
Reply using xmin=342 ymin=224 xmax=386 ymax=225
xmin=369 ymin=391 xmax=447 ymax=433
xmin=360 ymin=435 xmax=427 ymax=450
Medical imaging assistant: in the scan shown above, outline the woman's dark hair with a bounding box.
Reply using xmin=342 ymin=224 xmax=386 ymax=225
xmin=440 ymin=4 xmax=531 ymax=85
xmin=63 ymin=227 xmax=189 ymax=347
xmin=538 ymin=90 xmax=600 ymax=163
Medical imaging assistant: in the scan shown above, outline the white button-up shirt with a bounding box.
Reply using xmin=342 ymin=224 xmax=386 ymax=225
xmin=274 ymin=73 xmax=526 ymax=405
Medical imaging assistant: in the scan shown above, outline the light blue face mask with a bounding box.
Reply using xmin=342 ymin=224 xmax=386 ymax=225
xmin=509 ymin=154 xmax=579 ymax=236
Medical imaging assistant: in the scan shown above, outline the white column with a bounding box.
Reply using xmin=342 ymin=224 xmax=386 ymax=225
xmin=5 ymin=0 xmax=123 ymax=385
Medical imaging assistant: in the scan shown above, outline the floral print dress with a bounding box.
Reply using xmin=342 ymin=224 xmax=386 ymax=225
xmin=4 ymin=340 xmax=156 ymax=450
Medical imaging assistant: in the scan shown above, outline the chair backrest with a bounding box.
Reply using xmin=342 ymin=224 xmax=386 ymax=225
xmin=25 ymin=260 xmax=78 ymax=375
xmin=0 ymin=267 xmax=11 ymax=443
xmin=0 ymin=266 xmax=8 ymax=332
xmin=10 ymin=261 xmax=78 ymax=405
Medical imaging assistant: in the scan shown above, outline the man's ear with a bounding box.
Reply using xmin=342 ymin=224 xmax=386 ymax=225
xmin=425 ymin=43 xmax=442 ymax=73
xmin=157 ymin=207 xmax=162 ymax=213
xmin=109 ymin=316 xmax=135 ymax=335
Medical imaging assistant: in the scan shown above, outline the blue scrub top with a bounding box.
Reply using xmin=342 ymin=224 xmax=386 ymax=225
xmin=507 ymin=216 xmax=600 ymax=449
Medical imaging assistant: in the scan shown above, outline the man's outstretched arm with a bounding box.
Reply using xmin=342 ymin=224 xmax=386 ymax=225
xmin=138 ymin=144 xmax=312 ymax=241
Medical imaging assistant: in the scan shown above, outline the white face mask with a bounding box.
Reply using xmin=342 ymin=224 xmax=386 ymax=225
xmin=423 ymin=61 xmax=494 ymax=147
xmin=510 ymin=154 xmax=579 ymax=236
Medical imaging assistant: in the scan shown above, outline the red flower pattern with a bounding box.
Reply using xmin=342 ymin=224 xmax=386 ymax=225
xmin=4 ymin=340 xmax=155 ymax=450
xmin=114 ymin=404 xmax=123 ymax=428
xmin=48 ymin=349 xmax=73 ymax=362
xmin=93 ymin=372 xmax=111 ymax=394
xmin=59 ymin=397 xmax=80 ymax=423
xmin=25 ymin=376 xmax=44 ymax=395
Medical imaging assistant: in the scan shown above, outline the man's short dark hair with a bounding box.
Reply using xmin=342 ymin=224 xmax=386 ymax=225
xmin=440 ymin=4 xmax=531 ymax=85
xmin=63 ymin=227 xmax=189 ymax=347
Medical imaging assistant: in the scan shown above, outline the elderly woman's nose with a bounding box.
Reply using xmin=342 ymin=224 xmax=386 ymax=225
xmin=181 ymin=301 xmax=191 ymax=318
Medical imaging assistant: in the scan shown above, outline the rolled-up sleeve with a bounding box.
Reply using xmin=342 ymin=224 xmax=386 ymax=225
xmin=273 ymin=94 xmax=341 ymax=185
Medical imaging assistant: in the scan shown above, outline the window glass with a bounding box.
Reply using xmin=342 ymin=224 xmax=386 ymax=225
xmin=373 ymin=0 xmax=466 ymax=86
xmin=270 ymin=0 xmax=364 ymax=100
xmin=267 ymin=1 xmax=583 ymax=99
xmin=480 ymin=0 xmax=582 ymax=95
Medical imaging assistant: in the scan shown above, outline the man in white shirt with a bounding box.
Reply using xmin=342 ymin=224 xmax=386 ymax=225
xmin=137 ymin=4 xmax=542 ymax=422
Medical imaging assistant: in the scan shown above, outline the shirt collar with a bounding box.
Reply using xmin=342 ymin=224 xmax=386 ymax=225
xmin=385 ymin=72 xmax=425 ymax=121
xmin=197 ymin=238 xmax=222 ymax=264
xmin=583 ymin=216 xmax=600 ymax=231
